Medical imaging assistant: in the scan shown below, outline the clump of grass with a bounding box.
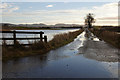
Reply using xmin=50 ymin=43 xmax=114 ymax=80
xmin=2 ymin=29 xmax=83 ymax=61
xmin=49 ymin=30 xmax=81 ymax=48
xmin=2 ymin=40 xmax=27 ymax=60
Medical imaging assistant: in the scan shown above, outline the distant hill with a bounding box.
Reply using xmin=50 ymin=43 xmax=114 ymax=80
xmin=1 ymin=23 xmax=83 ymax=28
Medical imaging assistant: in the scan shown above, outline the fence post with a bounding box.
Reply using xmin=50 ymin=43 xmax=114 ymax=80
xmin=40 ymin=31 xmax=43 ymax=41
xmin=44 ymin=35 xmax=47 ymax=43
xmin=13 ymin=30 xmax=16 ymax=45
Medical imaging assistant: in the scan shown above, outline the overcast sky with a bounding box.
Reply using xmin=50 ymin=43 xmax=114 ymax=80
xmin=0 ymin=2 xmax=119 ymax=26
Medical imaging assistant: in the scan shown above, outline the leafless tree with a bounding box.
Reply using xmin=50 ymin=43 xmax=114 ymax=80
xmin=85 ymin=13 xmax=95 ymax=28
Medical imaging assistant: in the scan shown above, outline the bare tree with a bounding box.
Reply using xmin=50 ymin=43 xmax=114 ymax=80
xmin=85 ymin=13 xmax=95 ymax=28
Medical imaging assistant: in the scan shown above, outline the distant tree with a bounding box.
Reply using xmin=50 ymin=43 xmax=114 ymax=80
xmin=84 ymin=13 xmax=95 ymax=28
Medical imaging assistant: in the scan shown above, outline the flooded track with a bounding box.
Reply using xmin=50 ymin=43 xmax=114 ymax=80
xmin=3 ymin=29 xmax=119 ymax=78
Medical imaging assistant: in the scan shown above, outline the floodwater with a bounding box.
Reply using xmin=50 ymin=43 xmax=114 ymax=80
xmin=1 ymin=29 xmax=79 ymax=44
xmin=2 ymin=30 xmax=119 ymax=78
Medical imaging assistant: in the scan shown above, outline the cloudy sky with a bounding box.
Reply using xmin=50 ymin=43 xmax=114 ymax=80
xmin=0 ymin=2 xmax=119 ymax=26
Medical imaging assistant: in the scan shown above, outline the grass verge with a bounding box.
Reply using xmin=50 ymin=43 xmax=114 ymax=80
xmin=90 ymin=28 xmax=120 ymax=49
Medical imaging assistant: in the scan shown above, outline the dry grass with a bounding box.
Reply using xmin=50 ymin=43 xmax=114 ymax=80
xmin=90 ymin=28 xmax=120 ymax=49
xmin=2 ymin=29 xmax=83 ymax=61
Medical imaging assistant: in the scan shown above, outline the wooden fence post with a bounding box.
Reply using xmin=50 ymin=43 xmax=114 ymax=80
xmin=44 ymin=35 xmax=47 ymax=43
xmin=13 ymin=30 xmax=16 ymax=45
xmin=40 ymin=31 xmax=44 ymax=41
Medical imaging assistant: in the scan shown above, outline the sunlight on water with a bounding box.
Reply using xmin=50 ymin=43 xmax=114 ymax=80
xmin=93 ymin=38 xmax=100 ymax=41
xmin=74 ymin=31 xmax=86 ymax=48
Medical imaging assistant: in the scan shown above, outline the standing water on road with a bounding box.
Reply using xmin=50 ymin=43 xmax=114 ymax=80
xmin=3 ymin=30 xmax=119 ymax=78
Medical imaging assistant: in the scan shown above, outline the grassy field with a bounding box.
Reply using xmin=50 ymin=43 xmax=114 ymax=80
xmin=2 ymin=29 xmax=83 ymax=61
xmin=90 ymin=26 xmax=120 ymax=49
